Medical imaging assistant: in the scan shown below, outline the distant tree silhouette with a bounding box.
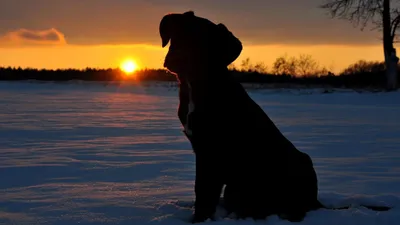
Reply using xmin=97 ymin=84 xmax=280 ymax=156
xmin=272 ymin=54 xmax=330 ymax=77
xmin=341 ymin=60 xmax=386 ymax=75
xmin=0 ymin=56 xmax=399 ymax=89
xmin=273 ymin=54 xmax=297 ymax=76
xmin=296 ymin=54 xmax=323 ymax=77
xmin=240 ymin=57 xmax=269 ymax=73
xmin=320 ymin=0 xmax=400 ymax=90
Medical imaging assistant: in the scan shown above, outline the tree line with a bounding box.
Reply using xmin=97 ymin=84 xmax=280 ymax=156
xmin=0 ymin=55 xmax=397 ymax=89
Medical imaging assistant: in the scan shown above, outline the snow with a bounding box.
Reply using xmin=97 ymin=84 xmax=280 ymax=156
xmin=0 ymin=81 xmax=399 ymax=225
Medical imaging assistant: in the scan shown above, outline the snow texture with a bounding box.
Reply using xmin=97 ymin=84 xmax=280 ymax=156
xmin=0 ymin=81 xmax=399 ymax=225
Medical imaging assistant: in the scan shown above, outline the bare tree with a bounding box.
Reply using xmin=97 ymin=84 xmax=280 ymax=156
xmin=272 ymin=54 xmax=325 ymax=76
xmin=341 ymin=59 xmax=386 ymax=75
xmin=320 ymin=0 xmax=400 ymax=90
xmin=240 ymin=58 xmax=269 ymax=73
xmin=272 ymin=54 xmax=297 ymax=76
xmin=296 ymin=54 xmax=321 ymax=76
xmin=253 ymin=62 xmax=269 ymax=74
xmin=240 ymin=58 xmax=252 ymax=71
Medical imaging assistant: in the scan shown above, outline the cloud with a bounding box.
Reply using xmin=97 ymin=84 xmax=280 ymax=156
xmin=0 ymin=1 xmax=381 ymax=47
xmin=0 ymin=28 xmax=67 ymax=46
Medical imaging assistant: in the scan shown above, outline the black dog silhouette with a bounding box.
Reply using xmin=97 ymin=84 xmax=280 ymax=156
xmin=159 ymin=11 xmax=391 ymax=223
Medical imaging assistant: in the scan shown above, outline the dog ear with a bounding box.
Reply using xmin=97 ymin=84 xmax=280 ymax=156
xmin=159 ymin=11 xmax=195 ymax=48
xmin=159 ymin=14 xmax=173 ymax=48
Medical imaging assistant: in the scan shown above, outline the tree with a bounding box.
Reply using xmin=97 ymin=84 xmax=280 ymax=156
xmin=341 ymin=59 xmax=385 ymax=75
xmin=272 ymin=54 xmax=327 ymax=76
xmin=272 ymin=54 xmax=297 ymax=75
xmin=253 ymin=62 xmax=269 ymax=74
xmin=240 ymin=57 xmax=269 ymax=73
xmin=296 ymin=54 xmax=321 ymax=76
xmin=240 ymin=57 xmax=252 ymax=71
xmin=320 ymin=0 xmax=400 ymax=90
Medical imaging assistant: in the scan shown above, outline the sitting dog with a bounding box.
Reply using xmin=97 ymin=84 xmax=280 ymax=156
xmin=160 ymin=11 xmax=391 ymax=223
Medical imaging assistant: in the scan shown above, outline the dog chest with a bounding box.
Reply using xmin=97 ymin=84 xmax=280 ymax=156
xmin=184 ymin=82 xmax=195 ymax=136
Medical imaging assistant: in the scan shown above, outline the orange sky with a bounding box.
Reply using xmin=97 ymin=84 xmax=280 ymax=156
xmin=0 ymin=0 xmax=396 ymax=73
xmin=0 ymin=43 xmax=386 ymax=74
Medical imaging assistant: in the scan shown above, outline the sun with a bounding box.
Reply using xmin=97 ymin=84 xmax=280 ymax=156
xmin=120 ymin=59 xmax=138 ymax=75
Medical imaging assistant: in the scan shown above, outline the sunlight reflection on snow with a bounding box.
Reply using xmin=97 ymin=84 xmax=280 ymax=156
xmin=0 ymin=81 xmax=399 ymax=225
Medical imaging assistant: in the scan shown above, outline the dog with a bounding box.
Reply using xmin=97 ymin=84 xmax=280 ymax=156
xmin=160 ymin=11 xmax=391 ymax=223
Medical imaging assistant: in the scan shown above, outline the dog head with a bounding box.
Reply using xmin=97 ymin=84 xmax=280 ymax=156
xmin=159 ymin=11 xmax=195 ymax=49
xmin=159 ymin=11 xmax=243 ymax=81
xmin=160 ymin=11 xmax=201 ymax=76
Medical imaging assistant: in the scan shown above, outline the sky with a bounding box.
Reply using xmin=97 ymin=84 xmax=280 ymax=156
xmin=0 ymin=0 xmax=394 ymax=73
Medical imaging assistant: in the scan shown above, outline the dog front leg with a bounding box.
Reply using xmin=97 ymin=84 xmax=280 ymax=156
xmin=192 ymin=152 xmax=224 ymax=223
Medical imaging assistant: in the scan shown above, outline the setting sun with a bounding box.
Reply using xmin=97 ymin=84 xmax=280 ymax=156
xmin=120 ymin=59 xmax=138 ymax=74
